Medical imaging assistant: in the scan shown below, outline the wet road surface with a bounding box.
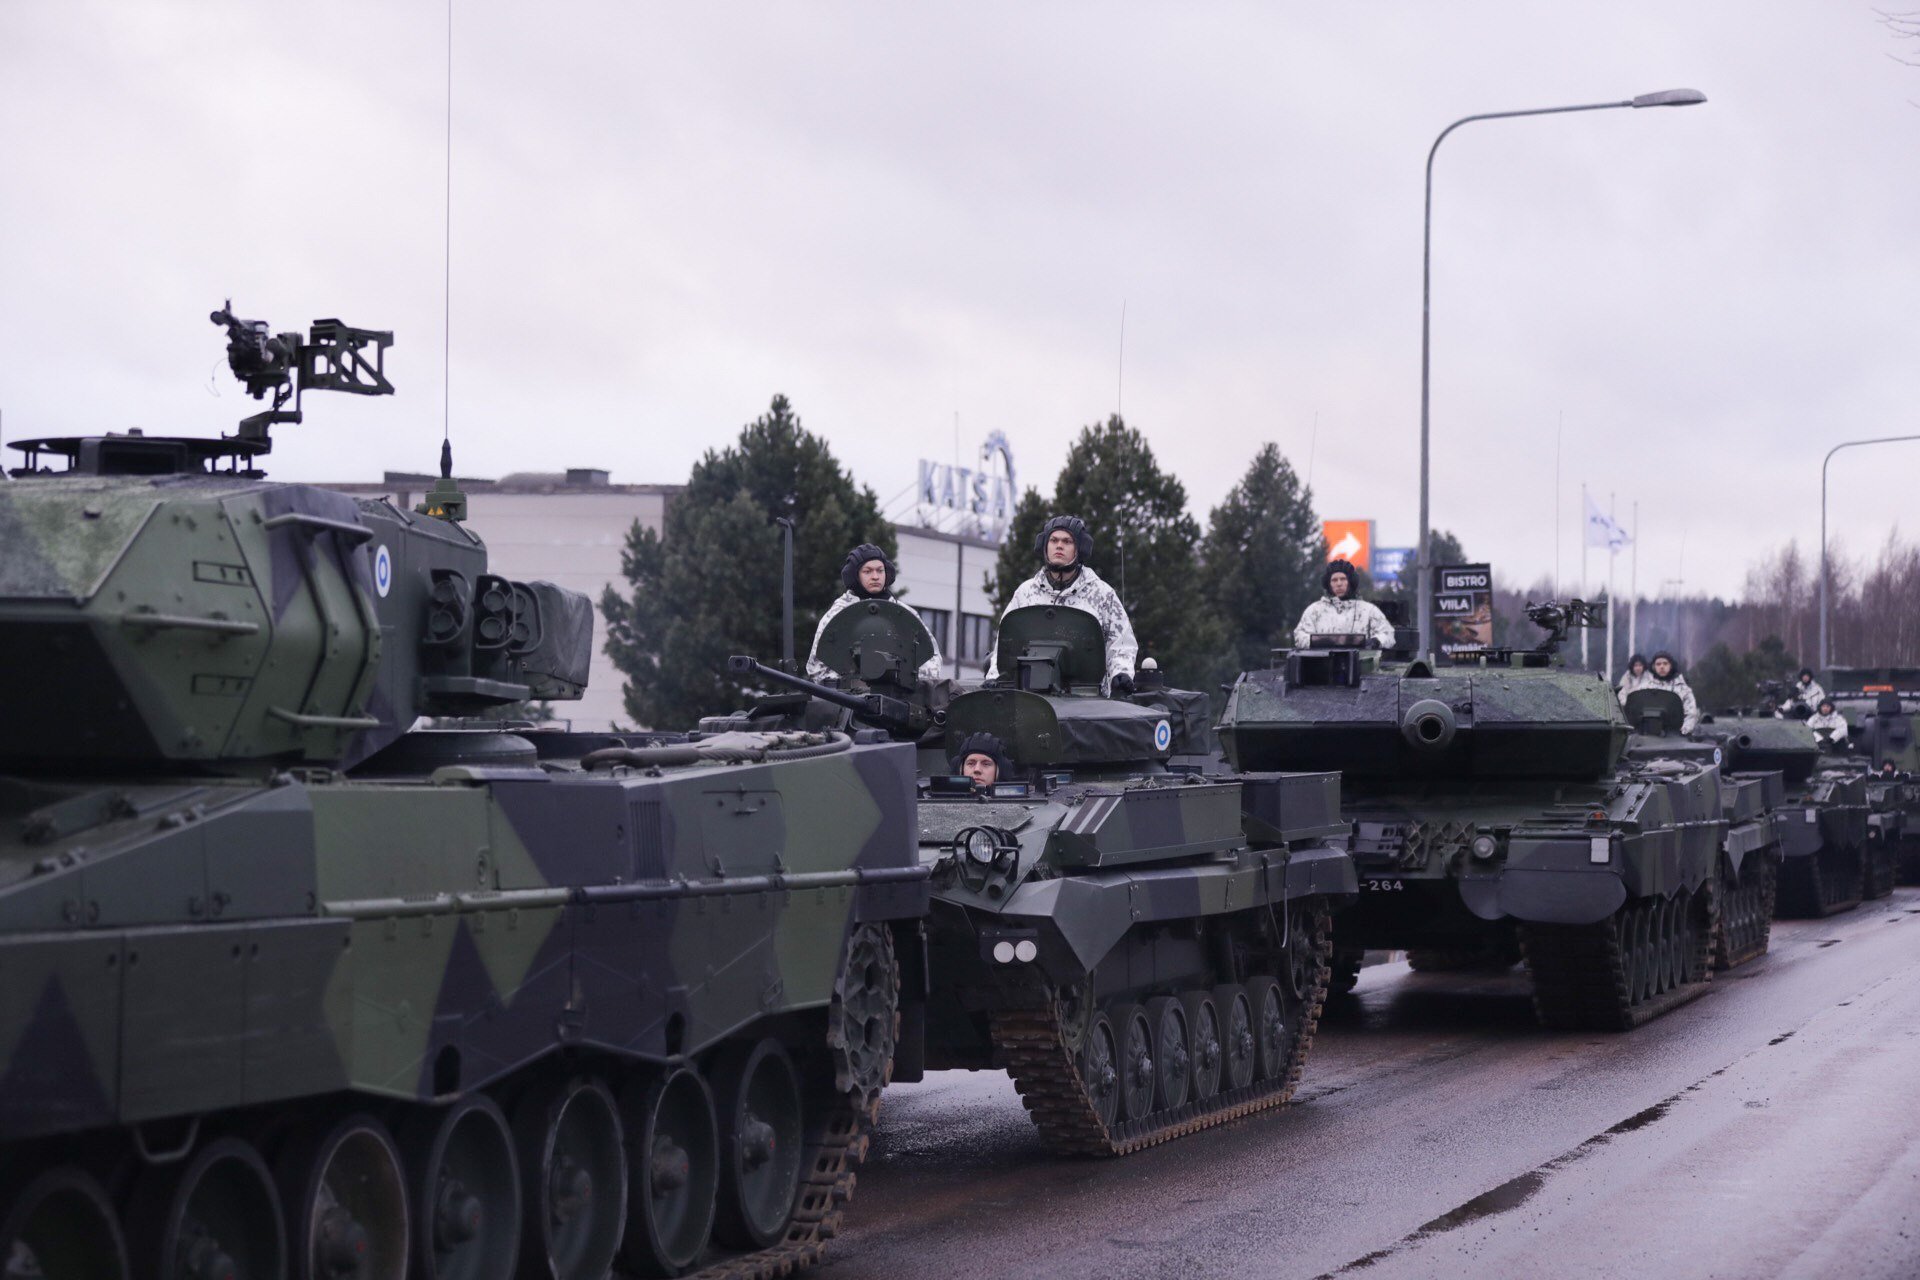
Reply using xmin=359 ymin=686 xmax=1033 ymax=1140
xmin=831 ymin=888 xmax=1920 ymax=1280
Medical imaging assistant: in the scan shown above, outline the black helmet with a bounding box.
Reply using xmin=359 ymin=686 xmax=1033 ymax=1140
xmin=1650 ymin=650 xmax=1682 ymax=678
xmin=1818 ymin=698 xmax=1836 ymax=715
xmin=1323 ymin=559 xmax=1360 ymax=595
xmin=840 ymin=543 xmax=896 ymax=597
xmin=1034 ymin=515 xmax=1093 ymax=566
xmin=950 ymin=731 xmax=1012 ymax=778
xmin=1628 ymin=652 xmax=1648 ymax=671
xmin=1798 ymin=668 xmax=1816 ymax=683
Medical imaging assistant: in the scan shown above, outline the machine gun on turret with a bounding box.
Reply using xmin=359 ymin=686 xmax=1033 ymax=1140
xmin=209 ymin=301 xmax=394 ymax=448
xmin=7 ymin=302 xmax=393 ymax=478
xmin=718 ymin=598 xmax=946 ymax=741
xmin=724 ymin=655 xmax=942 ymax=739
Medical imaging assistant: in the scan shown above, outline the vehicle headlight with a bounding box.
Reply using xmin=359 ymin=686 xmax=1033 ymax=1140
xmin=960 ymin=827 xmax=1000 ymax=865
xmin=1470 ymin=834 xmax=1498 ymax=860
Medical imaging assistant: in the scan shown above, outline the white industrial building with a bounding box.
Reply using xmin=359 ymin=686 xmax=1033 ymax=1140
xmin=327 ymin=469 xmax=1001 ymax=730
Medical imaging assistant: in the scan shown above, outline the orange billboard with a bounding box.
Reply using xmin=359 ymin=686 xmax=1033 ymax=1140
xmin=1322 ymin=519 xmax=1374 ymax=571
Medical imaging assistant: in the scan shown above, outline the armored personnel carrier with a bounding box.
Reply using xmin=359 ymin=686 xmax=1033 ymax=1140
xmin=1620 ymin=690 xmax=1784 ymax=967
xmin=1217 ymin=602 xmax=1730 ymax=1032
xmin=0 ymin=307 xmax=927 ymax=1280
xmin=732 ymin=603 xmax=1357 ymax=1154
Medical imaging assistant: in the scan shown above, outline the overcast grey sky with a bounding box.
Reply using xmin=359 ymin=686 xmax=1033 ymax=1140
xmin=3 ymin=2 xmax=1915 ymax=600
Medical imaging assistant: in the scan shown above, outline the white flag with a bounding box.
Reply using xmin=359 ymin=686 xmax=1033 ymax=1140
xmin=1584 ymin=492 xmax=1630 ymax=553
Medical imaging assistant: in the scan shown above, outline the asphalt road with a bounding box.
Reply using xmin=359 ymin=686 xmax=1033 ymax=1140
xmin=829 ymin=888 xmax=1920 ymax=1280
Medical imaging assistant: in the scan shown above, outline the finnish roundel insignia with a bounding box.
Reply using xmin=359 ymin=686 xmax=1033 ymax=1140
xmin=1713 ymin=746 xmax=1723 ymax=767
xmin=374 ymin=545 xmax=392 ymax=598
xmin=1154 ymin=719 xmax=1172 ymax=752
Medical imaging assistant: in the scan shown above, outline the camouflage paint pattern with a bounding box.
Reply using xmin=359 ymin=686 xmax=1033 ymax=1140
xmin=0 ymin=471 xmax=927 ymax=1151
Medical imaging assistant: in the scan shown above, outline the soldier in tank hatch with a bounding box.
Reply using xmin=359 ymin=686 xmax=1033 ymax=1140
xmin=1291 ymin=558 xmax=1396 ymax=649
xmin=1617 ymin=653 xmax=1651 ymax=703
xmin=1784 ymin=668 xmax=1826 ymax=715
xmin=986 ymin=515 xmax=1139 ymax=696
xmin=1645 ymin=651 xmax=1701 ymax=734
xmin=1807 ymin=697 xmax=1850 ymax=749
xmin=807 ymin=542 xmax=944 ymax=682
xmin=951 ymin=731 xmax=1012 ymax=789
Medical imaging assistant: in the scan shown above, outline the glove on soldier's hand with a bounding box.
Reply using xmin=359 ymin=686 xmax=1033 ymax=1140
xmin=1109 ymin=672 xmax=1135 ymax=699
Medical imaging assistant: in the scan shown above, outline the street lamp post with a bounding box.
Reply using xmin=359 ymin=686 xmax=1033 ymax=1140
xmin=1819 ymin=434 xmax=1920 ymax=669
xmin=1416 ymin=88 xmax=1706 ymax=658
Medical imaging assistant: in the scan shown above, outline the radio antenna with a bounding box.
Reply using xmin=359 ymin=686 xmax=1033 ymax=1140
xmin=441 ymin=0 xmax=454 ymax=445
xmin=1116 ymin=300 xmax=1127 ymax=418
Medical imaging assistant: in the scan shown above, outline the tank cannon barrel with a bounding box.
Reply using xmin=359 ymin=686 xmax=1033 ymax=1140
xmin=726 ymin=654 xmax=939 ymax=738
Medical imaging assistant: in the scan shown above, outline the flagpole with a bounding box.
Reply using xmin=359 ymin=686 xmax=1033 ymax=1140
xmin=1605 ymin=491 xmax=1616 ymax=686
xmin=1581 ymin=483 xmax=1590 ymax=669
xmin=1629 ymin=501 xmax=1638 ymax=661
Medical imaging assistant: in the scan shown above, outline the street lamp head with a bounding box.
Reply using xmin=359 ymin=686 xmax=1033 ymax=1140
xmin=1630 ymin=88 xmax=1707 ymax=108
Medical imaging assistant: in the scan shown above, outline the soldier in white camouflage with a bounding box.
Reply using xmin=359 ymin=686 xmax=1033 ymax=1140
xmin=1617 ymin=653 xmax=1652 ymax=704
xmin=1808 ymin=697 xmax=1850 ymax=749
xmin=986 ymin=515 xmax=1139 ymax=696
xmin=1291 ymin=558 xmax=1396 ymax=649
xmin=1645 ymin=651 xmax=1702 ymax=734
xmin=807 ymin=543 xmax=944 ymax=682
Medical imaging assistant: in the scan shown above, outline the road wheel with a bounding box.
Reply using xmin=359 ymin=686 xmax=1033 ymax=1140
xmin=1077 ymin=1013 xmax=1121 ymax=1132
xmin=1212 ymin=985 xmax=1256 ymax=1092
xmin=1247 ymin=977 xmax=1289 ymax=1082
xmin=1182 ymin=993 xmax=1222 ymax=1102
xmin=711 ymin=1041 xmax=804 ymax=1251
xmin=279 ymin=1112 xmax=409 ymax=1280
xmin=516 ymin=1077 xmax=628 ymax=1280
xmin=400 ymin=1095 xmax=520 ymax=1280
xmin=1145 ymin=997 xmax=1191 ymax=1112
xmin=620 ymin=1068 xmax=718 ymax=1278
xmin=129 ymin=1136 xmax=286 ymax=1280
xmin=0 ymin=1165 xmax=128 ymax=1280
xmin=1111 ymin=1004 xmax=1155 ymax=1121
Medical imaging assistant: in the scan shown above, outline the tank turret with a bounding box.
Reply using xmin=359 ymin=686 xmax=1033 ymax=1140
xmin=1218 ymin=600 xmax=1626 ymax=780
xmin=0 ymin=304 xmax=591 ymax=774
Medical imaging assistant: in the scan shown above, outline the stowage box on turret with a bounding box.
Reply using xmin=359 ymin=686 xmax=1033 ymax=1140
xmin=1218 ymin=602 xmax=1742 ymax=1032
xmin=0 ymin=307 xmax=928 ymax=1280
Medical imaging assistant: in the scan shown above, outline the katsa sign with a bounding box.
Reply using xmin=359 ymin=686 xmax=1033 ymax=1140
xmin=1322 ymin=519 xmax=1374 ymax=571
xmin=919 ymin=430 xmax=1016 ymax=543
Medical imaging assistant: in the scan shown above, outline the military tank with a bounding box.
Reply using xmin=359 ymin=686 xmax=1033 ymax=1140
xmin=1824 ymin=667 xmax=1920 ymax=883
xmin=1620 ymin=690 xmax=1784 ymax=967
xmin=0 ymin=306 xmax=928 ymax=1280
xmin=1704 ymin=698 xmax=1873 ymax=917
xmin=1217 ymin=601 xmax=1729 ymax=1032
xmin=731 ymin=603 xmax=1357 ymax=1153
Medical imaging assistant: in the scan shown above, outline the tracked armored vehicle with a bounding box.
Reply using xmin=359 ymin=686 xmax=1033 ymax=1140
xmin=0 ymin=307 xmax=927 ymax=1280
xmin=1825 ymin=667 xmax=1920 ymax=883
xmin=733 ymin=603 xmax=1357 ymax=1154
xmin=1218 ymin=602 xmax=1731 ymax=1032
xmin=1701 ymin=706 xmax=1873 ymax=917
xmin=1621 ymin=690 xmax=1784 ymax=966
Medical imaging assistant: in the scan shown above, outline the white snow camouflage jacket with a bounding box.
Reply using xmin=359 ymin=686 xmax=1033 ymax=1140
xmin=1807 ymin=709 xmax=1849 ymax=746
xmin=1643 ymin=672 xmax=1700 ymax=734
xmin=805 ymin=591 xmax=944 ymax=682
xmin=986 ymin=565 xmax=1137 ymax=690
xmin=1291 ymin=595 xmax=1396 ymax=649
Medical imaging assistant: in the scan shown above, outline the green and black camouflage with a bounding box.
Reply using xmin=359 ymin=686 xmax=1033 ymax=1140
xmin=734 ymin=601 xmax=1358 ymax=1155
xmin=1824 ymin=666 xmax=1920 ymax=883
xmin=1693 ymin=704 xmax=1875 ymax=917
xmin=1217 ymin=601 xmax=1737 ymax=1031
xmin=1620 ymin=689 xmax=1786 ymax=965
xmin=0 ymin=306 xmax=928 ymax=1280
